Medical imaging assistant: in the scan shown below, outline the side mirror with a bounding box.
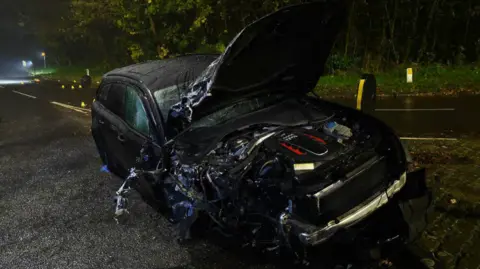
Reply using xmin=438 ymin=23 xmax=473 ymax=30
xmin=356 ymin=73 xmax=377 ymax=112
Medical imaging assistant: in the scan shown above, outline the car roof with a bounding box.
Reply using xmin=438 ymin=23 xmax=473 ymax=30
xmin=104 ymin=54 xmax=219 ymax=93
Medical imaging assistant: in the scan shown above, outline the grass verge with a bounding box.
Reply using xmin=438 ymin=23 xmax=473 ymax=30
xmin=315 ymin=65 xmax=480 ymax=97
xmin=36 ymin=66 xmax=107 ymax=84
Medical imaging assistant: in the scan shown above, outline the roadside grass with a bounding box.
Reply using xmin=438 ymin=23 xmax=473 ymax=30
xmin=38 ymin=66 xmax=107 ymax=84
xmin=315 ymin=65 xmax=480 ymax=97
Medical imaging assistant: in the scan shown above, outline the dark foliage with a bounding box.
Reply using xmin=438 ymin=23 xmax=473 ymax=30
xmin=14 ymin=0 xmax=480 ymax=70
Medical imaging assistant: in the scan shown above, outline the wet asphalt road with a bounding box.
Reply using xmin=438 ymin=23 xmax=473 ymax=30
xmin=0 ymin=81 xmax=478 ymax=269
xmin=328 ymin=95 xmax=480 ymax=138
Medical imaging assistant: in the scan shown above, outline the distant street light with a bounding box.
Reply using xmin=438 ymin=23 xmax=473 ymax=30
xmin=22 ymin=61 xmax=33 ymax=68
xmin=41 ymin=52 xmax=46 ymax=69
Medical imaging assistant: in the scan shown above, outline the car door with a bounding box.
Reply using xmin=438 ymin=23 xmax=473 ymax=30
xmin=122 ymin=84 xmax=160 ymax=171
xmin=91 ymin=83 xmax=128 ymax=177
xmin=93 ymin=81 xmax=162 ymax=178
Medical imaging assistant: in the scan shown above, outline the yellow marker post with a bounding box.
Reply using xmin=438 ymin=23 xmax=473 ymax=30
xmin=61 ymin=85 xmax=65 ymax=89
xmin=79 ymin=85 xmax=83 ymax=89
xmin=73 ymin=80 xmax=77 ymax=83
xmin=71 ymin=85 xmax=75 ymax=90
xmin=356 ymin=79 xmax=365 ymax=110
xmin=406 ymin=68 xmax=413 ymax=83
xmin=81 ymin=102 xmax=86 ymax=108
xmin=93 ymin=98 xmax=96 ymax=103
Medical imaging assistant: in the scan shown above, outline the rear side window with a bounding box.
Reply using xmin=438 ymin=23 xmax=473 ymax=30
xmin=124 ymin=85 xmax=151 ymax=136
xmin=98 ymin=84 xmax=110 ymax=101
xmin=99 ymin=83 xmax=126 ymax=118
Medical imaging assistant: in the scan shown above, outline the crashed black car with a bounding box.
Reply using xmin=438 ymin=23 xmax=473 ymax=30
xmin=91 ymin=1 xmax=432 ymax=262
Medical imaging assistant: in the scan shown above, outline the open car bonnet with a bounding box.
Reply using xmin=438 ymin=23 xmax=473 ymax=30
xmin=188 ymin=0 xmax=347 ymax=109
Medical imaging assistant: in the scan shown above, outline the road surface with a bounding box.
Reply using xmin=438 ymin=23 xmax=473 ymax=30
xmin=1 ymin=82 xmax=479 ymax=269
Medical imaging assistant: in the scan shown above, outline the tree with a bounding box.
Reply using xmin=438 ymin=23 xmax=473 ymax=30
xmin=21 ymin=0 xmax=480 ymax=68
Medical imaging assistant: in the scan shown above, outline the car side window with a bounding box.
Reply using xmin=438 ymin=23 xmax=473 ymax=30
xmin=99 ymin=83 xmax=126 ymax=118
xmin=124 ymin=85 xmax=151 ymax=137
xmin=98 ymin=84 xmax=110 ymax=102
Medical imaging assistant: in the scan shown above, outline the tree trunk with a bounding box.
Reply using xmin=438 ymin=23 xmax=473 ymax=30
xmin=464 ymin=0 xmax=472 ymax=44
xmin=385 ymin=0 xmax=399 ymax=64
xmin=146 ymin=7 xmax=163 ymax=58
xmin=344 ymin=0 xmax=356 ymax=58
xmin=417 ymin=0 xmax=441 ymax=62
xmin=404 ymin=0 xmax=420 ymax=63
xmin=375 ymin=14 xmax=388 ymax=71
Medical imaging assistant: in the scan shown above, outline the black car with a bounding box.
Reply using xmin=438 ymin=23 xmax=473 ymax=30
xmin=91 ymin=1 xmax=432 ymax=262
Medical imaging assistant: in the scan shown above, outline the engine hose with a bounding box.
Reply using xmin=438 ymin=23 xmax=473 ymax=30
xmin=212 ymin=226 xmax=234 ymax=238
xmin=246 ymin=213 xmax=278 ymax=224
xmin=278 ymin=213 xmax=294 ymax=251
xmin=207 ymin=212 xmax=228 ymax=229
xmin=205 ymin=169 xmax=223 ymax=199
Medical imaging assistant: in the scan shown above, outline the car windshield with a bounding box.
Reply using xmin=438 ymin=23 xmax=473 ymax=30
xmin=188 ymin=93 xmax=288 ymax=129
xmin=153 ymin=83 xmax=189 ymax=120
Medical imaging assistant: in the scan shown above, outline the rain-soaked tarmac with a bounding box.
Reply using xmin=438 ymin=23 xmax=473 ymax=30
xmin=1 ymin=81 xmax=479 ymax=269
xmin=327 ymin=95 xmax=480 ymax=138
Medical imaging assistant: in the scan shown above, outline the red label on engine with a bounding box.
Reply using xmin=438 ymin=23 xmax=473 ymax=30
xmin=280 ymin=142 xmax=307 ymax=155
xmin=303 ymin=134 xmax=326 ymax=144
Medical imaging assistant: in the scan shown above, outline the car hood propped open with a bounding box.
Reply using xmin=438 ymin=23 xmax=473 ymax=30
xmin=193 ymin=0 xmax=347 ymax=105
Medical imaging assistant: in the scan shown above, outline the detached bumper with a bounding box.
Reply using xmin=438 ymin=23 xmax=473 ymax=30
xmin=287 ymin=168 xmax=433 ymax=247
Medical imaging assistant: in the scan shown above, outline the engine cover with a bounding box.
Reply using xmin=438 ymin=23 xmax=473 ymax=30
xmin=263 ymin=128 xmax=346 ymax=163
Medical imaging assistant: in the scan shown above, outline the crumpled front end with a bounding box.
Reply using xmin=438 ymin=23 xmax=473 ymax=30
xmin=282 ymin=168 xmax=433 ymax=259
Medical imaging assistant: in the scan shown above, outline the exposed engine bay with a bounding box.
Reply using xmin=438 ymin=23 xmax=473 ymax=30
xmin=113 ymin=108 xmax=423 ymax=259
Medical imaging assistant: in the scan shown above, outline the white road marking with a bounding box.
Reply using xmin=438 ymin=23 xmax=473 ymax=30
xmin=375 ymin=108 xmax=455 ymax=112
xmin=75 ymin=106 xmax=91 ymax=113
xmin=50 ymin=101 xmax=90 ymax=115
xmin=12 ymin=90 xmax=37 ymax=99
xmin=400 ymin=137 xmax=458 ymax=141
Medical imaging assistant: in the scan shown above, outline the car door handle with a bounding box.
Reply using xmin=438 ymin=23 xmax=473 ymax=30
xmin=117 ymin=134 xmax=126 ymax=143
xmin=98 ymin=119 xmax=105 ymax=125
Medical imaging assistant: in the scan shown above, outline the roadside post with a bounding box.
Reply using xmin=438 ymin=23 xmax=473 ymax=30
xmin=81 ymin=68 xmax=92 ymax=89
xmin=356 ymin=74 xmax=377 ymax=113
xmin=407 ymin=68 xmax=413 ymax=83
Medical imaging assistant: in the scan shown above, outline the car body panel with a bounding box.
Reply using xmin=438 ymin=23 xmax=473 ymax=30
xmin=92 ymin=101 xmax=126 ymax=176
xmin=92 ymin=101 xmax=131 ymax=177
